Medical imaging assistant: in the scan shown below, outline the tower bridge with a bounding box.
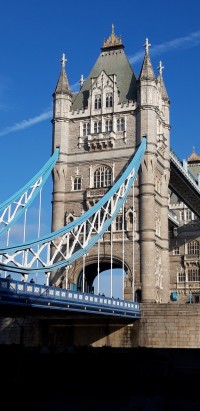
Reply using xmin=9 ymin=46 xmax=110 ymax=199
xmin=1 ymin=27 xmax=200 ymax=348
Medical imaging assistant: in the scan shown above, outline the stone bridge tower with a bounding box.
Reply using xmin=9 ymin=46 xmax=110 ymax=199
xmin=50 ymin=26 xmax=170 ymax=303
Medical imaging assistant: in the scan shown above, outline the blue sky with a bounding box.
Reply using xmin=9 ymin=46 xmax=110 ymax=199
xmin=0 ymin=0 xmax=200 ymax=291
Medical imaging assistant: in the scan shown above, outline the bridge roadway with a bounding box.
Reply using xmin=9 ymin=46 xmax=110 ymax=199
xmin=0 ymin=277 xmax=140 ymax=321
xmin=170 ymin=149 xmax=200 ymax=217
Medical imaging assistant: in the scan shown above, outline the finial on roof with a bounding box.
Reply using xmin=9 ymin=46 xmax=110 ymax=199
xmin=102 ymin=24 xmax=123 ymax=49
xmin=61 ymin=53 xmax=67 ymax=69
xmin=79 ymin=74 xmax=84 ymax=88
xmin=144 ymin=38 xmax=151 ymax=55
xmin=187 ymin=146 xmax=200 ymax=163
xmin=157 ymin=61 xmax=164 ymax=76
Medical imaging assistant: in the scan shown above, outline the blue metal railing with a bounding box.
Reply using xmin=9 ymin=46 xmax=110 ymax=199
xmin=0 ymin=277 xmax=141 ymax=319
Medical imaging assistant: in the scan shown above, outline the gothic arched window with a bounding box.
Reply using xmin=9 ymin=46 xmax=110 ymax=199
xmin=94 ymin=165 xmax=112 ymax=188
xmin=73 ymin=177 xmax=82 ymax=191
xmin=106 ymin=93 xmax=113 ymax=108
xmin=94 ymin=95 xmax=101 ymax=110
xmin=105 ymin=119 xmax=112 ymax=132
xmin=94 ymin=121 xmax=102 ymax=133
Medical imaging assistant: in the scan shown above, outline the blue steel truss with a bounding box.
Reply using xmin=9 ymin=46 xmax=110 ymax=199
xmin=0 ymin=148 xmax=59 ymax=237
xmin=0 ymin=137 xmax=146 ymax=275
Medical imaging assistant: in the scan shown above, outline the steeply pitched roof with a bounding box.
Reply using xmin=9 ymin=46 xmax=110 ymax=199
xmin=72 ymin=27 xmax=137 ymax=110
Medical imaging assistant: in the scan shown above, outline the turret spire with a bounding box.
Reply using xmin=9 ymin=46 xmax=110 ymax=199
xmin=157 ymin=60 xmax=169 ymax=101
xmin=139 ymin=38 xmax=155 ymax=80
xmin=54 ymin=53 xmax=71 ymax=95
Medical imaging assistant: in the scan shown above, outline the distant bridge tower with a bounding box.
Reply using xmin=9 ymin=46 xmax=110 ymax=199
xmin=51 ymin=27 xmax=170 ymax=303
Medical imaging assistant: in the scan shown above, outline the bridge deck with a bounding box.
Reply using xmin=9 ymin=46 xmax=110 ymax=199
xmin=0 ymin=278 xmax=140 ymax=319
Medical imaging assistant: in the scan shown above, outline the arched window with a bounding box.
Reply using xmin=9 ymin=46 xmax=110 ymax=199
xmin=73 ymin=177 xmax=82 ymax=191
xmin=105 ymin=119 xmax=112 ymax=132
xmin=94 ymin=95 xmax=101 ymax=110
xmin=106 ymin=93 xmax=113 ymax=108
xmin=94 ymin=121 xmax=101 ymax=133
xmin=94 ymin=165 xmax=112 ymax=188
xmin=117 ymin=117 xmax=125 ymax=131
xmin=187 ymin=240 xmax=199 ymax=255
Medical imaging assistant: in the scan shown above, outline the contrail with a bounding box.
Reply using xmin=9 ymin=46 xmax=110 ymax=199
xmin=0 ymin=81 xmax=80 ymax=137
xmin=0 ymin=109 xmax=52 ymax=137
xmin=1 ymin=31 xmax=200 ymax=137
xmin=129 ymin=30 xmax=200 ymax=63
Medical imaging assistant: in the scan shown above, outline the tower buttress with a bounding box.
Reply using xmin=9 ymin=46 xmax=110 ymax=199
xmin=137 ymin=39 xmax=170 ymax=302
xmin=51 ymin=54 xmax=72 ymax=232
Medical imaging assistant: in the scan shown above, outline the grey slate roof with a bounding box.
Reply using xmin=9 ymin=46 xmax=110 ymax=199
xmin=72 ymin=46 xmax=137 ymax=110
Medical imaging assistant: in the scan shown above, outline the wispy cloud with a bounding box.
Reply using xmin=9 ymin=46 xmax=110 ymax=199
xmin=0 ymin=80 xmax=80 ymax=137
xmin=0 ymin=109 xmax=52 ymax=137
xmin=129 ymin=30 xmax=200 ymax=63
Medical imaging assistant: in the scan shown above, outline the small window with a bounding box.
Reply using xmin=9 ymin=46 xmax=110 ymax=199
xmin=105 ymin=120 xmax=112 ymax=132
xmin=106 ymin=93 xmax=113 ymax=108
xmin=173 ymin=246 xmax=180 ymax=255
xmin=94 ymin=121 xmax=101 ymax=133
xmin=186 ymin=210 xmax=192 ymax=221
xmin=117 ymin=118 xmax=125 ymax=131
xmin=73 ymin=177 xmax=82 ymax=191
xmin=178 ymin=272 xmax=185 ymax=282
xmin=94 ymin=95 xmax=101 ymax=110
xmin=115 ymin=214 xmax=123 ymax=231
xmin=83 ymin=123 xmax=90 ymax=136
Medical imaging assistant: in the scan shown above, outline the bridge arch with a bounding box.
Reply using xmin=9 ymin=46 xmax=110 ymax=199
xmin=74 ymin=255 xmax=131 ymax=297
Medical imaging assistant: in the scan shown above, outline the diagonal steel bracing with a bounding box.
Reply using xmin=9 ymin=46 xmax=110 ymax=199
xmin=0 ymin=138 xmax=147 ymax=275
xmin=0 ymin=148 xmax=59 ymax=236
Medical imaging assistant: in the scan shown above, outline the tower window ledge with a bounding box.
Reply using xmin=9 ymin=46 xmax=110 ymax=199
xmin=88 ymin=132 xmax=116 ymax=140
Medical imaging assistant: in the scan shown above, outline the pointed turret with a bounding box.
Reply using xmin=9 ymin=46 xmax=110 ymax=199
xmin=157 ymin=61 xmax=169 ymax=102
xmin=138 ymin=38 xmax=155 ymax=80
xmin=52 ymin=53 xmax=72 ymax=153
xmin=54 ymin=53 xmax=71 ymax=95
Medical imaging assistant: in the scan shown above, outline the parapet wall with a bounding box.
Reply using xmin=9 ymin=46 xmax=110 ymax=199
xmin=137 ymin=303 xmax=200 ymax=348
